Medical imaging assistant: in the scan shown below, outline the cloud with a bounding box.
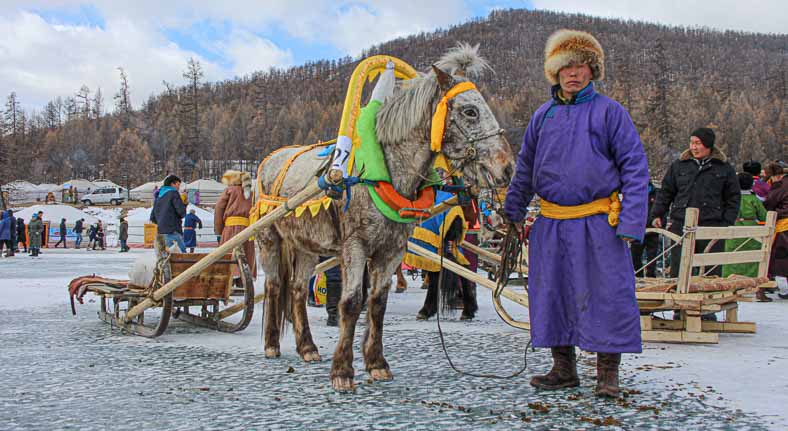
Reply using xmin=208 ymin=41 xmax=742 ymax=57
xmin=530 ymin=0 xmax=787 ymax=34
xmin=221 ymin=30 xmax=294 ymax=77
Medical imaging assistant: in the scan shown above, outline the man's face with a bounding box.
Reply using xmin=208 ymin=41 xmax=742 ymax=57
xmin=689 ymin=136 xmax=711 ymax=159
xmin=558 ymin=63 xmax=593 ymax=97
xmin=173 ymin=181 xmax=181 ymax=190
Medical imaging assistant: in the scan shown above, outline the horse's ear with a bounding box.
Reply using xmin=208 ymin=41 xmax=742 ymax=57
xmin=432 ymin=64 xmax=454 ymax=92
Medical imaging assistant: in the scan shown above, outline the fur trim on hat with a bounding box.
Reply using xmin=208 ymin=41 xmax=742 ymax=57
xmin=222 ymin=170 xmax=253 ymax=200
xmin=544 ymin=29 xmax=605 ymax=85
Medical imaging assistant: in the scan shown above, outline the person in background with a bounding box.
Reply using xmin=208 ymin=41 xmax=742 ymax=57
xmin=28 ymin=214 xmax=43 ymax=257
xmin=183 ymin=209 xmax=203 ymax=253
xmin=215 ymin=170 xmax=256 ymax=279
xmin=36 ymin=211 xmax=46 ymax=249
xmin=631 ymin=181 xmax=660 ymax=277
xmin=323 ymin=257 xmax=342 ymax=327
xmin=93 ymin=221 xmax=106 ymax=250
xmin=764 ymin=163 xmax=788 ymax=291
xmin=86 ymin=223 xmax=97 ymax=250
xmin=53 ymin=218 xmax=68 ymax=248
xmin=652 ymin=128 xmax=740 ymax=278
xmin=743 ymin=160 xmax=770 ymax=201
xmin=5 ymin=209 xmax=15 ymax=257
xmin=15 ymin=216 xmax=26 ymax=253
xmin=118 ymin=217 xmax=129 ymax=252
xmin=0 ymin=211 xmax=11 ymax=257
xmin=150 ymin=174 xmax=187 ymax=253
xmin=73 ymin=218 xmax=84 ymax=249
xmin=723 ymin=173 xmax=768 ymax=287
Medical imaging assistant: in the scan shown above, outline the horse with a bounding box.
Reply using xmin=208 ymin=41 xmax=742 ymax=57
xmin=254 ymin=44 xmax=515 ymax=391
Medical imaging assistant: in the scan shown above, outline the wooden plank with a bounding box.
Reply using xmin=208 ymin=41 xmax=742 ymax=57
xmin=759 ymin=212 xmax=778 ymax=278
xmin=460 ymin=240 xmax=528 ymax=274
xmin=692 ymin=250 xmax=768 ymax=267
xmin=641 ymin=330 xmax=719 ymax=344
xmin=645 ymin=227 xmax=683 ymax=244
xmin=217 ymin=292 xmax=265 ymax=320
xmin=125 ymin=181 xmax=323 ymax=322
xmin=676 ymin=208 xmax=698 ymax=294
xmin=702 ymin=321 xmax=756 ymax=333
xmin=639 ymin=315 xmax=653 ymax=331
xmin=694 ymin=226 xmax=771 ymax=240
xmin=407 ymin=242 xmax=529 ymax=309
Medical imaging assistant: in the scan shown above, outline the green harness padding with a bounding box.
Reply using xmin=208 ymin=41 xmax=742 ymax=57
xmin=355 ymin=100 xmax=442 ymax=223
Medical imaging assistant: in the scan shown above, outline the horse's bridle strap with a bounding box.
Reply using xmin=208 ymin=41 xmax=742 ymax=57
xmin=430 ymin=81 xmax=477 ymax=153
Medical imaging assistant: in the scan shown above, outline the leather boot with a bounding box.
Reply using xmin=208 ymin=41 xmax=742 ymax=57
xmin=530 ymin=346 xmax=580 ymax=390
xmin=595 ymin=353 xmax=622 ymax=398
xmin=325 ymin=280 xmax=341 ymax=327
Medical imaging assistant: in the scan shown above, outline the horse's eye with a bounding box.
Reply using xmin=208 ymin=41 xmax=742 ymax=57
xmin=462 ymin=107 xmax=479 ymax=119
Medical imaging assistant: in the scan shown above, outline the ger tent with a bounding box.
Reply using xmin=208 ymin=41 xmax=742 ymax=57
xmin=129 ymin=181 xmax=163 ymax=202
xmin=185 ymin=179 xmax=226 ymax=205
xmin=126 ymin=204 xmax=217 ymax=248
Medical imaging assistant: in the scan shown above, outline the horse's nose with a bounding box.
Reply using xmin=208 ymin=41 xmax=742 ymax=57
xmin=502 ymin=163 xmax=514 ymax=185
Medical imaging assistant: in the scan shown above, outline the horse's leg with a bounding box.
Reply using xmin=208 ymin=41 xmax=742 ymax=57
xmin=290 ymin=253 xmax=321 ymax=362
xmin=395 ymin=266 xmax=407 ymax=293
xmin=363 ymin=254 xmax=401 ymax=381
xmin=256 ymin=230 xmax=284 ymax=359
xmin=330 ymin=241 xmax=366 ymax=391
xmin=416 ymin=270 xmax=439 ymax=320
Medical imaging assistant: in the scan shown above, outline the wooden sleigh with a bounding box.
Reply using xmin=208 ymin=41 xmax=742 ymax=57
xmin=69 ymin=235 xmax=256 ymax=337
xmin=636 ymin=207 xmax=778 ymax=343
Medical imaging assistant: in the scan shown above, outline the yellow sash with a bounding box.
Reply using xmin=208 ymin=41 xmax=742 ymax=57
xmin=776 ymin=218 xmax=788 ymax=236
xmin=540 ymin=192 xmax=621 ymax=227
xmin=225 ymin=216 xmax=250 ymax=227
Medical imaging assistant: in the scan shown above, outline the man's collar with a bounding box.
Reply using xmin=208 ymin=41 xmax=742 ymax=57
xmin=551 ymin=82 xmax=595 ymax=105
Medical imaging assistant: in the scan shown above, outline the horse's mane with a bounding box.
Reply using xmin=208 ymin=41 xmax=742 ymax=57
xmin=376 ymin=42 xmax=492 ymax=145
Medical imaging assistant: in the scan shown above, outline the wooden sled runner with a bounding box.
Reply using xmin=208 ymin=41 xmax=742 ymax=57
xmin=637 ymin=207 xmax=778 ymax=344
xmin=69 ymin=235 xmax=255 ymax=337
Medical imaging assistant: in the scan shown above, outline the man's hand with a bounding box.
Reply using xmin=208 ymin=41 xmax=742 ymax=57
xmin=621 ymin=236 xmax=635 ymax=243
xmin=652 ymin=218 xmax=662 ymax=228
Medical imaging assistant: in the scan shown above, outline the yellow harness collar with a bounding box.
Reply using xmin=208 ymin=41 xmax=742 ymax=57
xmin=540 ymin=192 xmax=622 ymax=227
xmin=430 ymin=81 xmax=477 ymax=152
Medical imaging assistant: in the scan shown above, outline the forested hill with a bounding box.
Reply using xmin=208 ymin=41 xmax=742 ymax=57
xmin=2 ymin=8 xmax=785 ymax=185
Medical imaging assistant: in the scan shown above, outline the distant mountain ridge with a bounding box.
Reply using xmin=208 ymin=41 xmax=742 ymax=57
xmin=1 ymin=8 xmax=785 ymax=185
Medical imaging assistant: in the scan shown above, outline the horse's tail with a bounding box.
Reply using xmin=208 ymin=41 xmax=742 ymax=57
xmin=278 ymin=241 xmax=294 ymax=333
xmin=439 ymin=266 xmax=461 ymax=315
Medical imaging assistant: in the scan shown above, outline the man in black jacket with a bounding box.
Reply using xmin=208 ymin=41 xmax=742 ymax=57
xmin=631 ymin=181 xmax=660 ymax=277
xmin=73 ymin=218 xmax=84 ymax=249
xmin=652 ymin=127 xmax=740 ymax=278
xmin=150 ymin=174 xmax=187 ymax=252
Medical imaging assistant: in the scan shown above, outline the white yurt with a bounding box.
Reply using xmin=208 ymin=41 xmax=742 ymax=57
xmin=126 ymin=204 xmax=217 ymax=248
xmin=129 ymin=181 xmax=164 ymax=202
xmin=3 ymin=180 xmax=40 ymax=203
xmin=185 ymin=179 xmax=226 ymax=205
xmin=92 ymin=179 xmax=120 ymax=188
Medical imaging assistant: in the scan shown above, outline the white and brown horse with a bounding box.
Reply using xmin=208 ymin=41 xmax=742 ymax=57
xmin=255 ymin=45 xmax=514 ymax=391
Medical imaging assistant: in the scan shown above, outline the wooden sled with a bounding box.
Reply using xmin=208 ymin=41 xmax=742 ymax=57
xmin=70 ymin=235 xmax=255 ymax=337
xmin=637 ymin=208 xmax=778 ymax=344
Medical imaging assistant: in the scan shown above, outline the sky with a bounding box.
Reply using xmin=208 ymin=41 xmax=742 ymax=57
xmin=1 ymin=0 xmax=785 ymax=111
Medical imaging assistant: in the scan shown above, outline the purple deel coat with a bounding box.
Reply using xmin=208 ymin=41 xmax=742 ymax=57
xmin=504 ymin=83 xmax=649 ymax=353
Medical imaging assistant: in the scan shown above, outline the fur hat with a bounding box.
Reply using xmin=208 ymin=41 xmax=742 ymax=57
xmin=222 ymin=170 xmax=253 ymax=200
xmin=764 ymin=162 xmax=787 ymax=178
xmin=544 ymin=29 xmax=605 ymax=85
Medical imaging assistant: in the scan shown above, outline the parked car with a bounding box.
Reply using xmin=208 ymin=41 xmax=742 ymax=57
xmin=81 ymin=187 xmax=128 ymax=206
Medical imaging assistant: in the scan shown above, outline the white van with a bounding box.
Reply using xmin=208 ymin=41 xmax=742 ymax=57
xmin=81 ymin=187 xmax=127 ymax=205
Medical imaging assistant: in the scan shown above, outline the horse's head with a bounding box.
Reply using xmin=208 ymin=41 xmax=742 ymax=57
xmin=432 ymin=65 xmax=514 ymax=190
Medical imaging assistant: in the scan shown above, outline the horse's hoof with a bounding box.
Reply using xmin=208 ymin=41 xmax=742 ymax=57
xmin=332 ymin=377 xmax=356 ymax=392
xmin=460 ymin=314 xmax=475 ymax=321
xmin=265 ymin=347 xmax=281 ymax=359
xmin=395 ymin=287 xmax=406 ymax=293
xmin=416 ymin=312 xmax=429 ymax=320
xmin=369 ymin=368 xmax=393 ymax=381
xmin=302 ymin=351 xmax=322 ymax=362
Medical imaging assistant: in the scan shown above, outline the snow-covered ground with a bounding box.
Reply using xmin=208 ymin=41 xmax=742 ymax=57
xmin=0 ymin=249 xmax=784 ymax=430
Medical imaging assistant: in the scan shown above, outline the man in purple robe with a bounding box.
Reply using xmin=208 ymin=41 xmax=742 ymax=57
xmin=504 ymin=29 xmax=649 ymax=398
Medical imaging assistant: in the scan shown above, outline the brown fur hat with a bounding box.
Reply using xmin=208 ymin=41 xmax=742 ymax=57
xmin=221 ymin=170 xmax=253 ymax=199
xmin=764 ymin=162 xmax=787 ymax=178
xmin=544 ymin=29 xmax=605 ymax=85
